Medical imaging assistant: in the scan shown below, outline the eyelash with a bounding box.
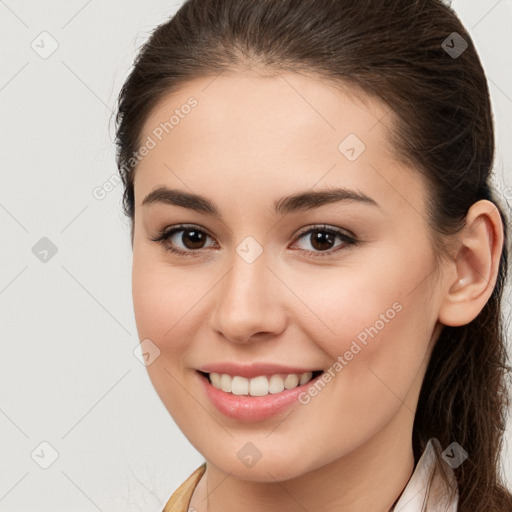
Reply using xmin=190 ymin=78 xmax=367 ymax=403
xmin=149 ymin=223 xmax=359 ymax=259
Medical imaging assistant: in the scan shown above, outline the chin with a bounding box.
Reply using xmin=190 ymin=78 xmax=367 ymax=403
xmin=193 ymin=434 xmax=333 ymax=483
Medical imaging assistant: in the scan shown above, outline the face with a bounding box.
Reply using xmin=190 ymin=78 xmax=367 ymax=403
xmin=131 ymin=69 xmax=446 ymax=481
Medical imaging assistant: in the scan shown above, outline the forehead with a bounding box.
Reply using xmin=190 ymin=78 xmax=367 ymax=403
xmin=134 ymin=70 xmax=427 ymax=218
xmin=140 ymin=69 xmax=391 ymax=153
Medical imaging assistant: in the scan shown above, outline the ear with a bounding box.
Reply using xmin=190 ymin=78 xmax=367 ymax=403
xmin=438 ymin=199 xmax=504 ymax=327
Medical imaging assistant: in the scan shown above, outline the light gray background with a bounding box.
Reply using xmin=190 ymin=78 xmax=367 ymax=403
xmin=1 ymin=1 xmax=511 ymax=510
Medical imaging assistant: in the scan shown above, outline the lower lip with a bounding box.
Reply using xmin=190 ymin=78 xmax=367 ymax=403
xmin=197 ymin=371 xmax=322 ymax=422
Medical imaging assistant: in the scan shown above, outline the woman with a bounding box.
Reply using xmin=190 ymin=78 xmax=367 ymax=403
xmin=114 ymin=0 xmax=512 ymax=510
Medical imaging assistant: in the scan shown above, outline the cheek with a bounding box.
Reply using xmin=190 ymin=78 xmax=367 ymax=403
xmin=131 ymin=251 xmax=222 ymax=412
xmin=289 ymin=262 xmax=405 ymax=358
xmin=293 ymin=250 xmax=435 ymax=407
xmin=131 ymin=256 xmax=188 ymax=400
xmin=298 ymin=240 xmax=436 ymax=359
xmin=131 ymin=259 xmax=205 ymax=426
xmin=132 ymin=260 xmax=200 ymax=353
xmin=287 ymin=283 xmax=432 ymax=467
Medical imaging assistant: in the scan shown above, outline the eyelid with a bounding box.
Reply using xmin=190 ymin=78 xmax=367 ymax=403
xmin=293 ymin=223 xmax=356 ymax=240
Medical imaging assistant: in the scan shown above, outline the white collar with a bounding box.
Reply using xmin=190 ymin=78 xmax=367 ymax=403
xmin=392 ymin=438 xmax=459 ymax=512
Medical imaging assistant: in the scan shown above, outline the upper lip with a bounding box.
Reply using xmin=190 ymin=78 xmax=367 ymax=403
xmin=197 ymin=362 xmax=321 ymax=379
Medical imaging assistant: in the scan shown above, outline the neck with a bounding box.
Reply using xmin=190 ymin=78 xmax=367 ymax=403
xmin=191 ymin=408 xmax=416 ymax=512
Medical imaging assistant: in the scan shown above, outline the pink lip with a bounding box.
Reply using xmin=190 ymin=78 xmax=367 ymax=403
xmin=196 ymin=370 xmax=323 ymax=422
xmin=197 ymin=362 xmax=320 ymax=379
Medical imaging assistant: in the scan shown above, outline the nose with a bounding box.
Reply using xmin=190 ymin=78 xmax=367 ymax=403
xmin=209 ymin=247 xmax=287 ymax=344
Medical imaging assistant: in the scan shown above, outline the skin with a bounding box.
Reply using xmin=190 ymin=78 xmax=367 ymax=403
xmin=130 ymin=69 xmax=503 ymax=512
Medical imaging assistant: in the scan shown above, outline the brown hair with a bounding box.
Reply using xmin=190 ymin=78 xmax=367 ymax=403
xmin=114 ymin=0 xmax=512 ymax=509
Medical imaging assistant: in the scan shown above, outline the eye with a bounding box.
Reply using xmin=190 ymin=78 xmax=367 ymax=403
xmin=149 ymin=224 xmax=216 ymax=257
xmin=150 ymin=223 xmax=358 ymax=258
xmin=291 ymin=224 xmax=358 ymax=258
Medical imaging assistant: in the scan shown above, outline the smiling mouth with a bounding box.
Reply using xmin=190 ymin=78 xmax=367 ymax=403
xmin=198 ymin=370 xmax=323 ymax=397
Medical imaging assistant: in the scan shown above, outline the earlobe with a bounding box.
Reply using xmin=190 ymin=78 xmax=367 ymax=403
xmin=438 ymin=199 xmax=504 ymax=327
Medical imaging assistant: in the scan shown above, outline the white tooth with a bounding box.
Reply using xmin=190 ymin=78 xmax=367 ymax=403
xmin=268 ymin=374 xmax=285 ymax=393
xmin=232 ymin=376 xmax=249 ymax=395
xmin=284 ymin=374 xmax=300 ymax=389
xmin=220 ymin=374 xmax=232 ymax=392
xmin=215 ymin=372 xmax=313 ymax=395
xmin=249 ymin=376 xmax=269 ymax=396
xmin=299 ymin=371 xmax=313 ymax=385
xmin=210 ymin=372 xmax=221 ymax=389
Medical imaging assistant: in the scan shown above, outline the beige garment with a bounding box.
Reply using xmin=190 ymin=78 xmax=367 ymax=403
xmin=162 ymin=438 xmax=459 ymax=512
xmin=162 ymin=463 xmax=206 ymax=512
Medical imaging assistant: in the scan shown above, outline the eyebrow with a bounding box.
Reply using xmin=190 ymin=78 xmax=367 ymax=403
xmin=141 ymin=185 xmax=380 ymax=217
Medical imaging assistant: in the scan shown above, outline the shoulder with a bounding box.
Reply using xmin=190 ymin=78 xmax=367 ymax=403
xmin=162 ymin=463 xmax=207 ymax=512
